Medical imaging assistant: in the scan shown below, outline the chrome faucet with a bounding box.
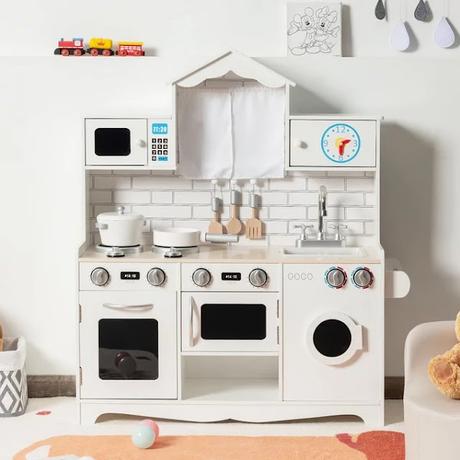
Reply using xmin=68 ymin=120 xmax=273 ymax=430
xmin=318 ymin=185 xmax=328 ymax=240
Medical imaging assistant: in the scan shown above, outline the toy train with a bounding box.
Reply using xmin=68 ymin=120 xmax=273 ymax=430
xmin=54 ymin=38 xmax=145 ymax=56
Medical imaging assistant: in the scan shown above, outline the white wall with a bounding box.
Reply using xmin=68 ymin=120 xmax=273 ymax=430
xmin=0 ymin=1 xmax=459 ymax=375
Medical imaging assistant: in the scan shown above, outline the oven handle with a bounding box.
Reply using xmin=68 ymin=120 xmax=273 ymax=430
xmin=190 ymin=296 xmax=197 ymax=347
xmin=102 ymin=303 xmax=154 ymax=311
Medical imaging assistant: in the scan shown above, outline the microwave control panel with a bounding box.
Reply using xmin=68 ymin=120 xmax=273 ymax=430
xmin=148 ymin=118 xmax=176 ymax=170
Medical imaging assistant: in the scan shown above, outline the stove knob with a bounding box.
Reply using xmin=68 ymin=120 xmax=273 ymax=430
xmin=147 ymin=268 xmax=166 ymax=286
xmin=192 ymin=268 xmax=211 ymax=287
xmin=90 ymin=267 xmax=109 ymax=286
xmin=352 ymin=267 xmax=374 ymax=289
xmin=325 ymin=267 xmax=347 ymax=289
xmin=249 ymin=268 xmax=268 ymax=288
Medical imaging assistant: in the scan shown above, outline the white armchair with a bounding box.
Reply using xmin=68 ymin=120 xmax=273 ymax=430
xmin=404 ymin=321 xmax=459 ymax=460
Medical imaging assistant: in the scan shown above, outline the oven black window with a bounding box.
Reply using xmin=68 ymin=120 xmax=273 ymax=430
xmin=201 ymin=304 xmax=266 ymax=340
xmin=95 ymin=128 xmax=131 ymax=156
xmin=98 ymin=319 xmax=158 ymax=380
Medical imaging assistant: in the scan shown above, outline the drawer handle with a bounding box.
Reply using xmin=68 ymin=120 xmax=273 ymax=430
xmin=102 ymin=303 xmax=153 ymax=311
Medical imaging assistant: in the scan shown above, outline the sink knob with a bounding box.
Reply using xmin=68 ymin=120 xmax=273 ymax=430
xmin=325 ymin=267 xmax=347 ymax=289
xmin=352 ymin=267 xmax=374 ymax=289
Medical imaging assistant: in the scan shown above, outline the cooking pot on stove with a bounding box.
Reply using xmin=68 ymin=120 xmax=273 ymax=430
xmin=96 ymin=206 xmax=145 ymax=247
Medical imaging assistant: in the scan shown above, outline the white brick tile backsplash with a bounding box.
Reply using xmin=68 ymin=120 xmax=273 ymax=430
xmin=308 ymin=206 xmax=344 ymax=220
xmin=260 ymin=192 xmax=288 ymax=206
xmin=150 ymin=220 xmax=173 ymax=230
xmin=264 ymin=221 xmax=288 ymax=234
xmin=327 ymin=171 xmax=366 ymax=177
xmin=193 ymin=206 xmax=230 ymax=220
xmin=289 ymin=192 xmax=318 ymax=205
xmin=94 ymin=175 xmax=131 ymax=190
xmin=133 ymin=176 xmax=192 ymax=190
xmin=270 ymin=177 xmax=306 ymax=191
xmin=174 ymin=220 xmax=209 ymax=233
xmin=133 ymin=205 xmax=192 ymax=219
xmin=347 ymin=178 xmax=374 ymax=192
xmin=346 ymin=207 xmax=374 ymax=220
xmin=343 ymin=221 xmax=364 ymax=235
xmin=365 ymin=193 xmax=376 ymax=206
xmin=151 ymin=191 xmax=173 ymax=204
xmin=308 ymin=177 xmax=345 ymax=191
xmin=113 ymin=190 xmax=151 ymax=204
xmin=175 ymin=191 xmax=210 ymax=204
xmin=90 ymin=191 xmax=112 ymax=203
xmin=113 ymin=170 xmax=151 ymax=175
xmin=327 ymin=192 xmax=364 ymax=206
xmin=94 ymin=205 xmax=121 ymax=216
xmin=365 ymin=221 xmax=377 ymax=235
xmin=240 ymin=206 xmax=268 ymax=219
xmin=270 ymin=206 xmax=306 ymax=219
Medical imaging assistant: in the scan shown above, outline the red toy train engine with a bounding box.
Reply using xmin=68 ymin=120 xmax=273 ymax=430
xmin=54 ymin=38 xmax=86 ymax=56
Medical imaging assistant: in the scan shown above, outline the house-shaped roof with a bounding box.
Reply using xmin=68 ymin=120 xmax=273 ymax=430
xmin=173 ymin=51 xmax=296 ymax=88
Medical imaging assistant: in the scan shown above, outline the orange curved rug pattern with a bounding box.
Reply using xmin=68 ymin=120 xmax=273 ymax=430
xmin=14 ymin=432 xmax=404 ymax=460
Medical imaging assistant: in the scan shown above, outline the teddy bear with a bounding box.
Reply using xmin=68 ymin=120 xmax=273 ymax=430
xmin=428 ymin=311 xmax=460 ymax=398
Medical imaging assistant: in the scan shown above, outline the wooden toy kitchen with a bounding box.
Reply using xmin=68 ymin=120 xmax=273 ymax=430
xmin=78 ymin=51 xmax=410 ymax=426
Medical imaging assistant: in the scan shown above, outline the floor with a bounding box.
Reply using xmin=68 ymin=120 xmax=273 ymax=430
xmin=1 ymin=398 xmax=404 ymax=459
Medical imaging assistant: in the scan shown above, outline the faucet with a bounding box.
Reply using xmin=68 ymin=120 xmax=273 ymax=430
xmin=318 ymin=185 xmax=328 ymax=240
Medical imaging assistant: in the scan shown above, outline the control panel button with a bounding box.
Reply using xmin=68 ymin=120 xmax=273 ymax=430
xmin=192 ymin=268 xmax=212 ymax=287
xmin=147 ymin=268 xmax=166 ymax=287
xmin=249 ymin=268 xmax=268 ymax=288
xmin=352 ymin=267 xmax=374 ymax=289
xmin=90 ymin=267 xmax=110 ymax=286
xmin=325 ymin=267 xmax=347 ymax=289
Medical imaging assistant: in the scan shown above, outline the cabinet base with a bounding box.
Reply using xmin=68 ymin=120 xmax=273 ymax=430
xmin=79 ymin=400 xmax=385 ymax=427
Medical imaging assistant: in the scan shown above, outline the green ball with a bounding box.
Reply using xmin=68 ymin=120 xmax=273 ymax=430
xmin=132 ymin=425 xmax=155 ymax=449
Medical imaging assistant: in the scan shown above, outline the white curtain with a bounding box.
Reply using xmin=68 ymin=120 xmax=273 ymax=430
xmin=177 ymin=85 xmax=285 ymax=179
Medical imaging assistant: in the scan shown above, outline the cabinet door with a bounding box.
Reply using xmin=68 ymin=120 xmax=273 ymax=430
xmin=289 ymin=119 xmax=377 ymax=168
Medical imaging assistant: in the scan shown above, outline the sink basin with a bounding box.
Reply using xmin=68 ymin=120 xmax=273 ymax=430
xmin=281 ymin=247 xmax=366 ymax=257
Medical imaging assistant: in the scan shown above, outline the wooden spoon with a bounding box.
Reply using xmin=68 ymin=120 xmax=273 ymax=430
xmin=208 ymin=197 xmax=225 ymax=234
xmin=227 ymin=189 xmax=243 ymax=235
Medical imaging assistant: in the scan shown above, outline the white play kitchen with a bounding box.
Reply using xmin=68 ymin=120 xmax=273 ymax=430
xmin=78 ymin=52 xmax=410 ymax=426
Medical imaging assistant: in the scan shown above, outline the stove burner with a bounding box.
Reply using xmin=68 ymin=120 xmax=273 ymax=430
xmin=96 ymin=244 xmax=143 ymax=257
xmin=164 ymin=247 xmax=183 ymax=258
xmin=152 ymin=245 xmax=199 ymax=258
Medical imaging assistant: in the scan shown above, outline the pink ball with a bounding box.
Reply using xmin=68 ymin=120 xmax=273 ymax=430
xmin=141 ymin=419 xmax=160 ymax=438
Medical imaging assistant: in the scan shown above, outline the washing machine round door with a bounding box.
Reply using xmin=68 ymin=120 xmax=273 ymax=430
xmin=307 ymin=313 xmax=363 ymax=366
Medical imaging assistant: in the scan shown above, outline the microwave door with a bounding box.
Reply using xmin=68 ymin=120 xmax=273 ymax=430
xmin=85 ymin=119 xmax=148 ymax=166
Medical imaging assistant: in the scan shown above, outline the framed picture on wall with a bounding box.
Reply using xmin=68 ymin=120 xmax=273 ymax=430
xmin=287 ymin=2 xmax=342 ymax=56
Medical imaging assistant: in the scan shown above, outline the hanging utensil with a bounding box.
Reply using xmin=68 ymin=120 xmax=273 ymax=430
xmin=208 ymin=181 xmax=225 ymax=234
xmin=390 ymin=0 xmax=410 ymax=51
xmin=375 ymin=0 xmax=386 ymax=20
xmin=414 ymin=0 xmax=429 ymax=21
xmin=434 ymin=0 xmax=455 ymax=48
xmin=245 ymin=181 xmax=263 ymax=240
xmin=227 ymin=181 xmax=243 ymax=236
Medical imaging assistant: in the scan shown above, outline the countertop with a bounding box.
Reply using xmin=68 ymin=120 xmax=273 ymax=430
xmin=79 ymin=244 xmax=383 ymax=264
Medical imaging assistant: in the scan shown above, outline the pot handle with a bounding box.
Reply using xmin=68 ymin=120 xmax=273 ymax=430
xmin=95 ymin=222 xmax=108 ymax=230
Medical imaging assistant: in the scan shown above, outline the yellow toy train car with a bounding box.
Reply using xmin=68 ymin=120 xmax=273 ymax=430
xmin=88 ymin=38 xmax=114 ymax=56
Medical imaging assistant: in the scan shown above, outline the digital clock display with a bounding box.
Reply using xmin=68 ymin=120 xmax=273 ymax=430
xmin=221 ymin=272 xmax=241 ymax=281
xmin=121 ymin=271 xmax=140 ymax=280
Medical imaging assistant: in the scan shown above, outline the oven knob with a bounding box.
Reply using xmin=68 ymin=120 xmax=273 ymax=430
xmin=192 ymin=268 xmax=211 ymax=287
xmin=114 ymin=352 xmax=136 ymax=378
xmin=325 ymin=267 xmax=347 ymax=289
xmin=90 ymin=267 xmax=109 ymax=286
xmin=147 ymin=268 xmax=166 ymax=286
xmin=249 ymin=268 xmax=268 ymax=288
xmin=352 ymin=267 xmax=374 ymax=289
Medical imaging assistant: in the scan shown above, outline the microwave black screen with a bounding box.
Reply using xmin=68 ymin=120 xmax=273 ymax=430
xmin=200 ymin=304 xmax=266 ymax=340
xmin=95 ymin=128 xmax=131 ymax=156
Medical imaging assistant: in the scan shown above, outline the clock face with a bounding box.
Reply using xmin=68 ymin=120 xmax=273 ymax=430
xmin=321 ymin=123 xmax=361 ymax=163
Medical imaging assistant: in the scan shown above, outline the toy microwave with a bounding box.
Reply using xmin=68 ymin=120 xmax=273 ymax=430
xmin=85 ymin=118 xmax=175 ymax=170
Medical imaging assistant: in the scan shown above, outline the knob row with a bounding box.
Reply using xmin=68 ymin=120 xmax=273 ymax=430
xmin=325 ymin=267 xmax=374 ymax=289
xmin=90 ymin=267 xmax=167 ymax=287
xmin=192 ymin=268 xmax=268 ymax=288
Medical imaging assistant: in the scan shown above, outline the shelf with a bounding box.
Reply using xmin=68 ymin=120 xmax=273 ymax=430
xmin=181 ymin=351 xmax=279 ymax=357
xmin=182 ymin=378 xmax=279 ymax=402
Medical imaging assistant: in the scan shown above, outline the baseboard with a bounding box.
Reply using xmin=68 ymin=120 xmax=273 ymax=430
xmin=27 ymin=375 xmax=405 ymax=400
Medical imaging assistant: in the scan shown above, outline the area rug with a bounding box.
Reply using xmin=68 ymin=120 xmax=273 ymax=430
xmin=14 ymin=431 xmax=404 ymax=460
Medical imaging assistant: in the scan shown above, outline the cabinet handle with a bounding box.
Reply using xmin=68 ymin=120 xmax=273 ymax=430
xmin=190 ymin=297 xmax=196 ymax=347
xmin=102 ymin=303 xmax=153 ymax=311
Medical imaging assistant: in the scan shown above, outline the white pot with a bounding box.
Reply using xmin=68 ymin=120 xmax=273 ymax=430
xmin=153 ymin=227 xmax=201 ymax=248
xmin=96 ymin=207 xmax=145 ymax=247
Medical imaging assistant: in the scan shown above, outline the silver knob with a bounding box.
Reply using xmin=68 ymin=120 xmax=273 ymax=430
xmin=192 ymin=268 xmax=211 ymax=287
xmin=147 ymin=268 xmax=166 ymax=286
xmin=249 ymin=268 xmax=268 ymax=288
xmin=352 ymin=267 xmax=374 ymax=289
xmin=325 ymin=267 xmax=347 ymax=289
xmin=90 ymin=267 xmax=110 ymax=286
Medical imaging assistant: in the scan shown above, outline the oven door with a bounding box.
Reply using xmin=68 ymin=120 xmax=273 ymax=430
xmin=79 ymin=291 xmax=177 ymax=399
xmin=85 ymin=118 xmax=147 ymax=166
xmin=181 ymin=293 xmax=279 ymax=352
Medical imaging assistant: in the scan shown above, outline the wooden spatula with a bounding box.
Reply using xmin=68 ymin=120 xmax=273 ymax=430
xmin=227 ymin=188 xmax=243 ymax=235
xmin=246 ymin=192 xmax=263 ymax=239
xmin=208 ymin=197 xmax=225 ymax=234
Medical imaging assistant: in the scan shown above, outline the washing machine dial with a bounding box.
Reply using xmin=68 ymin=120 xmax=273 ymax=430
xmin=90 ymin=267 xmax=110 ymax=286
xmin=352 ymin=267 xmax=374 ymax=289
xmin=147 ymin=268 xmax=166 ymax=286
xmin=325 ymin=267 xmax=347 ymax=289
xmin=249 ymin=268 xmax=268 ymax=288
xmin=192 ymin=268 xmax=212 ymax=287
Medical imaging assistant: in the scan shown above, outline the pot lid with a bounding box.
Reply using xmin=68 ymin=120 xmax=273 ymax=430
xmin=97 ymin=206 xmax=144 ymax=222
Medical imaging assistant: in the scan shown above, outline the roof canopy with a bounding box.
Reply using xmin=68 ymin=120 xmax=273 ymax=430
xmin=173 ymin=51 xmax=296 ymax=89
